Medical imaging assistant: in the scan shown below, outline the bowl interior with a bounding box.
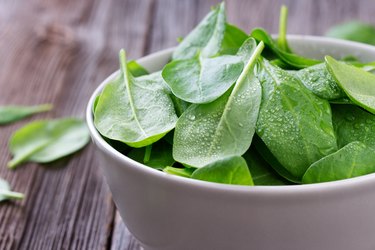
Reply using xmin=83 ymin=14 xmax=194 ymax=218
xmin=86 ymin=35 xmax=375 ymax=192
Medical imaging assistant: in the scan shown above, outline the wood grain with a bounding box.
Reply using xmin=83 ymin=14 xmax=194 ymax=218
xmin=0 ymin=0 xmax=374 ymax=249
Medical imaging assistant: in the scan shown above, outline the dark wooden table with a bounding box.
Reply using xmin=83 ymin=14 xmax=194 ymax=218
xmin=0 ymin=0 xmax=374 ymax=249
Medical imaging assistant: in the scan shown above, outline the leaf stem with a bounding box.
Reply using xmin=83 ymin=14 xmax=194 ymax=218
xmin=0 ymin=190 xmax=25 ymax=200
xmin=277 ymin=5 xmax=289 ymax=52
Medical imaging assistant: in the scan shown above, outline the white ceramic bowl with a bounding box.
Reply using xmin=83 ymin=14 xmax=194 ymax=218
xmin=86 ymin=35 xmax=375 ymax=250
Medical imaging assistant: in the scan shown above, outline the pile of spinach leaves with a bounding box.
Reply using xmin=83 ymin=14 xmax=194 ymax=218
xmin=93 ymin=3 xmax=375 ymax=186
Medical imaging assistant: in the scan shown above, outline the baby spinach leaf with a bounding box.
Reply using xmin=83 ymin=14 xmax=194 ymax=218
xmin=127 ymin=60 xmax=149 ymax=77
xmin=94 ymin=50 xmax=178 ymax=148
xmin=303 ymin=141 xmax=375 ymax=184
xmin=164 ymin=166 xmax=195 ymax=178
xmin=326 ymin=56 xmax=375 ymax=114
xmin=326 ymin=21 xmax=375 ymax=45
xmin=295 ymin=63 xmax=346 ymax=100
xmin=332 ymin=104 xmax=375 ymax=148
xmin=251 ymin=28 xmax=321 ymax=68
xmin=127 ymin=140 xmax=174 ymax=170
xmin=172 ymin=2 xmax=226 ymax=60
xmin=162 ymin=55 xmax=244 ymax=103
xmin=243 ymin=147 xmax=290 ymax=185
xmin=277 ymin=5 xmax=292 ymax=53
xmin=220 ymin=23 xmax=249 ymax=55
xmin=8 ymin=118 xmax=90 ymax=168
xmin=191 ymin=156 xmax=253 ymax=185
xmin=256 ymin=59 xmax=337 ymax=181
xmin=173 ymin=39 xmax=264 ymax=168
xmin=0 ymin=104 xmax=52 ymax=125
xmin=0 ymin=178 xmax=24 ymax=202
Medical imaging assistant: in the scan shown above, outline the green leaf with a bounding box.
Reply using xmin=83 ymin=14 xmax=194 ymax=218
xmin=251 ymin=28 xmax=321 ymax=68
xmin=94 ymin=50 xmax=178 ymax=148
xmin=220 ymin=23 xmax=249 ymax=55
xmin=0 ymin=104 xmax=52 ymax=125
xmin=0 ymin=178 xmax=24 ymax=202
xmin=332 ymin=104 xmax=375 ymax=148
xmin=191 ymin=156 xmax=253 ymax=185
xmin=173 ymin=39 xmax=264 ymax=168
xmin=303 ymin=141 xmax=375 ymax=184
xmin=325 ymin=56 xmax=375 ymax=114
xmin=127 ymin=140 xmax=174 ymax=170
xmin=256 ymin=59 xmax=338 ymax=181
xmin=127 ymin=60 xmax=149 ymax=77
xmin=243 ymin=148 xmax=290 ymax=185
xmin=326 ymin=21 xmax=375 ymax=45
xmin=295 ymin=63 xmax=346 ymax=100
xmin=277 ymin=5 xmax=292 ymax=53
xmin=172 ymin=2 xmax=226 ymax=60
xmin=8 ymin=118 xmax=89 ymax=168
xmin=162 ymin=55 xmax=244 ymax=103
xmin=164 ymin=166 xmax=195 ymax=178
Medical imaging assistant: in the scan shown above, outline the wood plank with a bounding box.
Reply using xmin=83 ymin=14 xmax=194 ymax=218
xmin=0 ymin=0 xmax=152 ymax=249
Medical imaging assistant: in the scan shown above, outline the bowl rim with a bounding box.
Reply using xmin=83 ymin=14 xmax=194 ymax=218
xmin=86 ymin=34 xmax=375 ymax=194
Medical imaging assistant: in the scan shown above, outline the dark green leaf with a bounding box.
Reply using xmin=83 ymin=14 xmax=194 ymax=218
xmin=127 ymin=60 xmax=149 ymax=77
xmin=332 ymin=104 xmax=375 ymax=148
xmin=326 ymin=56 xmax=375 ymax=114
xmin=0 ymin=104 xmax=52 ymax=125
xmin=220 ymin=23 xmax=249 ymax=55
xmin=256 ymin=59 xmax=338 ymax=180
xmin=303 ymin=141 xmax=375 ymax=183
xmin=191 ymin=156 xmax=253 ymax=185
xmin=8 ymin=118 xmax=90 ymax=168
xmin=127 ymin=140 xmax=174 ymax=170
xmin=243 ymin=148 xmax=290 ymax=185
xmin=251 ymin=28 xmax=321 ymax=68
xmin=94 ymin=50 xmax=178 ymax=147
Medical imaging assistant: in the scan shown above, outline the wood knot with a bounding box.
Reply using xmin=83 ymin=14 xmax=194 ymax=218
xmin=35 ymin=22 xmax=76 ymax=47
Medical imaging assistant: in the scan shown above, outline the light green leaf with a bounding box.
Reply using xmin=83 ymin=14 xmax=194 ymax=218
xmin=164 ymin=166 xmax=195 ymax=178
xmin=94 ymin=50 xmax=178 ymax=148
xmin=0 ymin=104 xmax=52 ymax=125
xmin=173 ymin=2 xmax=226 ymax=60
xmin=0 ymin=178 xmax=24 ymax=202
xmin=220 ymin=23 xmax=249 ymax=55
xmin=325 ymin=56 xmax=375 ymax=114
xmin=173 ymin=39 xmax=264 ymax=167
xmin=8 ymin=118 xmax=89 ymax=168
xmin=191 ymin=156 xmax=253 ymax=185
xmin=162 ymin=55 xmax=244 ymax=103
xmin=326 ymin=21 xmax=375 ymax=45
xmin=296 ymin=63 xmax=346 ymax=100
xmin=303 ymin=141 xmax=375 ymax=184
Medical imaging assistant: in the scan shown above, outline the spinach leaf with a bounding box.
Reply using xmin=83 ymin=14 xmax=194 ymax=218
xmin=326 ymin=56 xmax=375 ymax=114
xmin=173 ymin=39 xmax=264 ymax=168
xmin=220 ymin=23 xmax=249 ymax=55
xmin=8 ymin=118 xmax=90 ymax=168
xmin=172 ymin=2 xmax=225 ymax=60
xmin=295 ymin=63 xmax=346 ymax=100
xmin=162 ymin=55 xmax=244 ymax=103
xmin=0 ymin=104 xmax=52 ymax=125
xmin=256 ymin=59 xmax=337 ymax=181
xmin=251 ymin=28 xmax=321 ymax=68
xmin=94 ymin=50 xmax=178 ymax=148
xmin=332 ymin=104 xmax=375 ymax=148
xmin=243 ymin=147 xmax=290 ymax=185
xmin=326 ymin=21 xmax=375 ymax=45
xmin=127 ymin=60 xmax=149 ymax=77
xmin=0 ymin=178 xmax=24 ymax=202
xmin=277 ymin=5 xmax=292 ymax=53
xmin=191 ymin=156 xmax=253 ymax=185
xmin=127 ymin=140 xmax=174 ymax=170
xmin=302 ymin=141 xmax=375 ymax=184
xmin=164 ymin=166 xmax=195 ymax=178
